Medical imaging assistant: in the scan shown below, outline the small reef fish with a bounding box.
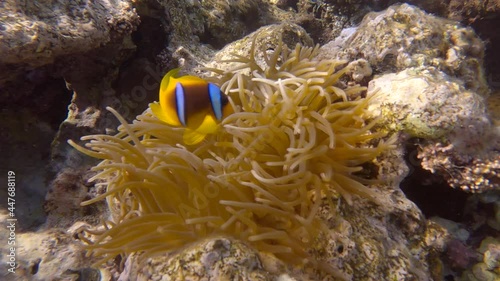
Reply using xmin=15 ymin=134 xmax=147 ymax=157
xmin=150 ymin=68 xmax=233 ymax=145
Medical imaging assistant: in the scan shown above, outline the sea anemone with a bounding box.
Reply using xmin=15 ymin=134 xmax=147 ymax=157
xmin=69 ymin=33 xmax=393 ymax=274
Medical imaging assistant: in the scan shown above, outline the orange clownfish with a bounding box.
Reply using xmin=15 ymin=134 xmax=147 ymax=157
xmin=149 ymin=68 xmax=233 ymax=145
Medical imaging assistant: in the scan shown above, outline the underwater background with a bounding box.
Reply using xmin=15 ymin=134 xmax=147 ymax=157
xmin=0 ymin=0 xmax=499 ymax=280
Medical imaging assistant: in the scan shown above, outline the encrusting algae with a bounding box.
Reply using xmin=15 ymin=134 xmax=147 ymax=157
xmin=68 ymin=35 xmax=395 ymax=277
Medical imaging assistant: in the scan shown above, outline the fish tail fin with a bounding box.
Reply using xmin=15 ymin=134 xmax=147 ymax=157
xmin=183 ymin=129 xmax=207 ymax=145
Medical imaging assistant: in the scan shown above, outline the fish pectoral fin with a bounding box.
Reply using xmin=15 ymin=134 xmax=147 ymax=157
xmin=183 ymin=114 xmax=219 ymax=145
xmin=150 ymin=102 xmax=168 ymax=122
xmin=183 ymin=129 xmax=207 ymax=145
xmin=150 ymin=102 xmax=177 ymax=125
xmin=194 ymin=113 xmax=219 ymax=134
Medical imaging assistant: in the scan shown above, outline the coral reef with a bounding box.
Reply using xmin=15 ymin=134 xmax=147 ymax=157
xmin=328 ymin=4 xmax=500 ymax=193
xmin=155 ymin=0 xmax=293 ymax=71
xmin=422 ymin=208 xmax=500 ymax=281
xmin=310 ymin=6 xmax=499 ymax=280
xmin=3 ymin=0 xmax=499 ymax=280
xmin=366 ymin=67 xmax=488 ymax=139
xmin=0 ymin=0 xmax=141 ymax=231
xmin=69 ymin=25 xmax=394 ymax=279
xmin=487 ymin=92 xmax=500 ymax=126
xmin=418 ymin=143 xmax=499 ymax=192
xmin=208 ymin=23 xmax=314 ymax=72
xmin=122 ymin=237 xmax=274 ymax=280
xmin=321 ymin=3 xmax=489 ymax=96
xmin=359 ymin=55 xmax=499 ymax=193
xmin=461 ymin=237 xmax=500 ymax=281
xmin=295 ymin=0 xmax=370 ymax=44
xmin=0 ymin=210 xmax=99 ymax=281
xmin=0 ymin=1 xmax=141 ymax=280
xmin=0 ymin=0 xmax=139 ymax=85
xmin=447 ymin=0 xmax=500 ymax=23
xmin=197 ymin=0 xmax=265 ymax=47
xmin=44 ymin=168 xmax=107 ymax=228
xmin=413 ymin=90 xmax=499 ymax=193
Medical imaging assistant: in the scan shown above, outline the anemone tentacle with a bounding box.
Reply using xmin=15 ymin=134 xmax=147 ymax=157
xmin=69 ymin=36 xmax=394 ymax=274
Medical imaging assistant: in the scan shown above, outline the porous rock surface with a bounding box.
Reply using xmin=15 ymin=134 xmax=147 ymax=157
xmin=322 ymin=3 xmax=499 ymax=193
xmin=365 ymin=67 xmax=499 ymax=193
xmin=121 ymin=238 xmax=274 ymax=281
xmin=320 ymin=3 xmax=489 ymax=96
xmin=0 ymin=0 xmax=139 ymax=279
xmin=156 ymin=0 xmax=293 ymax=71
xmin=367 ymin=67 xmax=488 ymax=140
xmin=447 ymin=0 xmax=500 ymax=22
xmin=0 ymin=211 xmax=98 ymax=281
xmin=0 ymin=0 xmax=139 ymax=84
xmin=206 ymin=22 xmax=314 ymax=73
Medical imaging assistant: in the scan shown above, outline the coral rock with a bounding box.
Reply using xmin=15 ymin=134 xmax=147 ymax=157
xmin=322 ymin=3 xmax=489 ymax=96
xmin=366 ymin=66 xmax=499 ymax=192
xmin=418 ymin=143 xmax=499 ymax=192
xmin=124 ymin=237 xmax=276 ymax=281
xmin=0 ymin=211 xmax=93 ymax=281
xmin=207 ymin=23 xmax=314 ymax=72
xmin=367 ymin=67 xmax=488 ymax=139
xmin=461 ymin=237 xmax=500 ymax=281
xmin=0 ymin=0 xmax=139 ymax=84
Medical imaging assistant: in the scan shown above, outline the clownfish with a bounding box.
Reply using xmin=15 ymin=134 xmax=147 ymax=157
xmin=149 ymin=68 xmax=233 ymax=145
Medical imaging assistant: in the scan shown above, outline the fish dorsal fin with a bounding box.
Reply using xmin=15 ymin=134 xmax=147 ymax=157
xmin=177 ymin=74 xmax=206 ymax=86
xmin=160 ymin=68 xmax=181 ymax=94
xmin=156 ymin=68 xmax=184 ymax=126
